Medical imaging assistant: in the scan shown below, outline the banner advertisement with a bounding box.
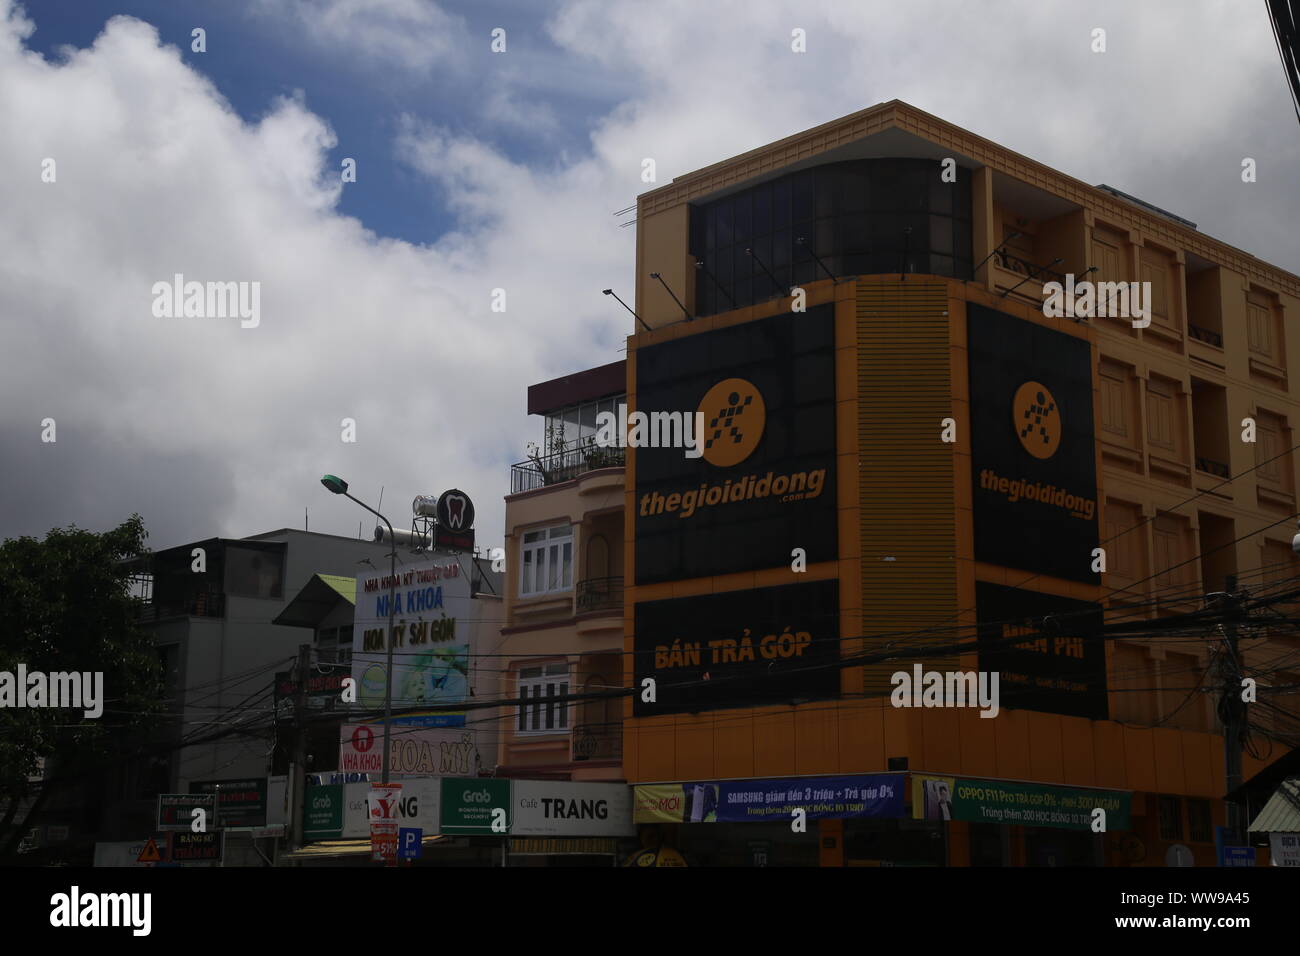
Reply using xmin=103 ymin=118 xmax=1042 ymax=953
xmin=912 ymin=775 xmax=1130 ymax=831
xmin=634 ymin=306 xmax=838 ymax=585
xmin=632 ymin=578 xmax=840 ymax=716
xmin=635 ymin=775 xmax=905 ymax=824
xmin=368 ymin=784 xmax=401 ymax=863
xmin=1271 ymin=832 xmax=1300 ymax=866
xmin=351 ymin=557 xmax=472 ymax=724
xmin=440 ymin=778 xmax=510 ymax=835
xmin=339 ymin=723 xmax=480 ymax=777
xmin=188 ymin=777 xmax=267 ymax=828
xmin=305 ymin=778 xmax=442 ymax=842
xmin=512 ymin=781 xmax=635 ymax=837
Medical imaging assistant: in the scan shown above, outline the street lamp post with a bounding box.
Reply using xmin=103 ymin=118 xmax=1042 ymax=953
xmin=320 ymin=475 xmax=397 ymax=784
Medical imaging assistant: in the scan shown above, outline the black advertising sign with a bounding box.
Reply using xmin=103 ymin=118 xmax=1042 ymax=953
xmin=189 ymin=778 xmax=268 ymax=828
xmin=633 ymin=578 xmax=840 ymax=716
xmin=634 ymin=306 xmax=837 ymax=585
xmin=967 ymin=304 xmax=1098 ymax=583
xmin=168 ymin=831 xmax=223 ymax=863
xmin=976 ymin=582 xmax=1107 ymax=719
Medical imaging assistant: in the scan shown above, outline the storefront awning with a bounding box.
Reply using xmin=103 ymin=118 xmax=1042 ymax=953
xmin=279 ymin=835 xmax=448 ymax=862
xmin=1248 ymin=778 xmax=1300 ymax=833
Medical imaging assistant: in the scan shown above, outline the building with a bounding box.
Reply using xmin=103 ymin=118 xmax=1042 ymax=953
xmin=91 ymin=528 xmax=397 ymax=858
xmin=618 ymin=100 xmax=1300 ymax=866
xmin=495 ymin=360 xmax=628 ymax=784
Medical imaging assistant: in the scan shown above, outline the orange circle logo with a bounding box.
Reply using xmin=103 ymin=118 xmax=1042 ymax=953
xmin=1013 ymin=381 xmax=1061 ymax=459
xmin=697 ymin=378 xmax=766 ymax=467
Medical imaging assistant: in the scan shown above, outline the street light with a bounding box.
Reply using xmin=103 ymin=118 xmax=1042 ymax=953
xmin=320 ymin=474 xmax=397 ymax=784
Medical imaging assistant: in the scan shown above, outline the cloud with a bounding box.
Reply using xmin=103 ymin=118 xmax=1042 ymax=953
xmin=252 ymin=0 xmax=466 ymax=76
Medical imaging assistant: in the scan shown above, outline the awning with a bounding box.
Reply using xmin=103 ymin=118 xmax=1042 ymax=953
xmin=273 ymin=573 xmax=356 ymax=628
xmin=1248 ymin=778 xmax=1300 ymax=834
xmin=279 ymin=834 xmax=449 ymax=862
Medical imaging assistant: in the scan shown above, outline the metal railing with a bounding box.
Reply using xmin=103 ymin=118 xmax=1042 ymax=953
xmin=993 ymin=250 xmax=1068 ymax=287
xmin=1189 ymin=324 xmax=1224 ymax=347
xmin=1195 ymin=456 xmax=1230 ymax=479
xmin=136 ymin=583 xmax=225 ymax=623
xmin=511 ymin=445 xmax=625 ymax=494
xmin=576 ymin=576 xmax=623 ymax=614
xmin=571 ymin=723 xmax=623 ymax=762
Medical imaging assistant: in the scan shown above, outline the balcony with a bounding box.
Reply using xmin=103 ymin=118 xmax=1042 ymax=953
xmin=571 ymin=723 xmax=623 ymax=762
xmin=135 ymin=583 xmax=225 ymax=624
xmin=990 ymin=250 xmax=1067 ymax=304
xmin=510 ymin=445 xmax=625 ymax=494
xmin=576 ymin=576 xmax=623 ymax=615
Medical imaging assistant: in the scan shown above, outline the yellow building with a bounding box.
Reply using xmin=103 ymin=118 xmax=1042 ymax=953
xmin=618 ymin=100 xmax=1300 ymax=866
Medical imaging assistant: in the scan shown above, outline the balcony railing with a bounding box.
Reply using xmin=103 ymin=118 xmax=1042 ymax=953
xmin=1189 ymin=324 xmax=1224 ymax=348
xmin=511 ymin=445 xmax=625 ymax=494
xmin=993 ymin=250 xmax=1068 ymax=288
xmin=1195 ymin=456 xmax=1230 ymax=479
xmin=135 ymin=584 xmax=225 ymax=623
xmin=576 ymin=576 xmax=623 ymax=614
xmin=571 ymin=723 xmax=623 ymax=762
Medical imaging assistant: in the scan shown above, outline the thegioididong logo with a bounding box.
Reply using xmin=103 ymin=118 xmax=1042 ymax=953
xmin=1012 ymin=381 xmax=1060 ymax=459
xmin=697 ymin=377 xmax=766 ymax=467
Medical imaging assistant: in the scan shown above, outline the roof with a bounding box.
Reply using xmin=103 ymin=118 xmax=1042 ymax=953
xmin=273 ymin=573 xmax=356 ymax=628
xmin=1248 ymin=778 xmax=1300 ymax=834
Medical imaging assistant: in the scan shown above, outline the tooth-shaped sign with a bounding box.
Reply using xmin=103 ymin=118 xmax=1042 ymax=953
xmin=436 ymin=489 xmax=475 ymax=532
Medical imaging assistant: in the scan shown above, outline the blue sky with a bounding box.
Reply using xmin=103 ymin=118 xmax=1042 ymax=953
xmin=21 ymin=0 xmax=633 ymax=246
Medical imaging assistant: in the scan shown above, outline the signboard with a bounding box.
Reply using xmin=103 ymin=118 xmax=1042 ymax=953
xmin=275 ymin=664 xmax=351 ymax=710
xmin=440 ymin=778 xmax=510 ymax=835
xmin=137 ymin=838 xmax=163 ymax=864
xmin=634 ymin=305 xmax=838 ymax=585
xmin=633 ymin=579 xmax=840 ymax=716
xmin=157 ymin=793 xmax=216 ymax=832
xmin=351 ymin=558 xmax=471 ymax=719
xmin=1220 ymin=845 xmax=1256 ymax=867
xmin=976 ymin=582 xmax=1108 ymax=719
xmin=340 ymin=723 xmax=480 ymax=777
xmin=189 ymin=778 xmax=268 ymax=828
xmin=967 ymin=304 xmax=1099 ymax=583
xmin=1270 ymin=832 xmax=1300 ymax=866
xmin=911 ymin=775 xmax=1130 ymax=832
xmin=368 ymin=783 xmax=402 ymax=863
xmin=304 ymin=778 xmax=441 ymax=842
xmin=512 ymin=781 xmax=634 ymax=837
xmin=92 ymin=841 xmax=154 ymax=867
xmin=634 ymin=774 xmax=904 ymax=824
xmin=397 ymin=827 xmax=423 ymax=861
xmin=307 ymin=771 xmax=371 ymax=786
xmin=168 ymin=831 xmax=222 ymax=864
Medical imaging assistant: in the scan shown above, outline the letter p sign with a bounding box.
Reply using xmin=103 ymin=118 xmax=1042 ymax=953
xmin=397 ymin=827 xmax=423 ymax=861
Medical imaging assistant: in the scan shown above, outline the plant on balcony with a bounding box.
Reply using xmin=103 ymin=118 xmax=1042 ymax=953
xmin=582 ymin=434 xmax=618 ymax=470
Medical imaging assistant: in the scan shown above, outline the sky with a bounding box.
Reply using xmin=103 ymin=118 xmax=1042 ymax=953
xmin=1 ymin=0 xmax=1297 ymax=555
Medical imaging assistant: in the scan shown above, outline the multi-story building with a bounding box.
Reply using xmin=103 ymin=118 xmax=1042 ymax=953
xmin=496 ymin=361 xmax=627 ymax=783
xmin=619 ymin=100 xmax=1300 ymax=866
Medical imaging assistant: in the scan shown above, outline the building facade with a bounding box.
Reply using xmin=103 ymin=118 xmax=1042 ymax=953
xmin=620 ymin=100 xmax=1300 ymax=866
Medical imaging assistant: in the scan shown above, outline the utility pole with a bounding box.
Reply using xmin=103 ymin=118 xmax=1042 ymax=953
xmin=1214 ymin=575 xmax=1247 ymax=848
xmin=288 ymin=643 xmax=311 ymax=852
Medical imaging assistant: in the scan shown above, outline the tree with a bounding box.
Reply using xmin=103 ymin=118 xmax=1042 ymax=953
xmin=0 ymin=515 xmax=164 ymax=857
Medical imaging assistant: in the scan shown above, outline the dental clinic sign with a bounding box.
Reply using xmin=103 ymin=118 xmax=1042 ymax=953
xmin=351 ymin=557 xmax=472 ymax=723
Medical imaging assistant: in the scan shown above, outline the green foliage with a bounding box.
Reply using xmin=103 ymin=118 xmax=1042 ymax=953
xmin=0 ymin=515 xmax=164 ymax=801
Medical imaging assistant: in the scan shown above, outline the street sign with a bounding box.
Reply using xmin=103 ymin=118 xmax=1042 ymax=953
xmin=190 ymin=778 xmax=268 ymax=827
xmin=157 ymin=793 xmax=216 ymax=831
xmin=168 ymin=831 xmax=223 ymax=864
xmin=137 ymin=838 xmax=163 ymax=864
xmin=397 ymin=827 xmax=423 ymax=860
xmin=1220 ymin=845 xmax=1256 ymax=867
xmin=440 ymin=778 xmax=510 ymax=835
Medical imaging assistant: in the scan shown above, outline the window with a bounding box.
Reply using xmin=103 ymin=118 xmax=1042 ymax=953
xmin=1104 ymin=499 xmax=1145 ymax=588
xmin=1247 ymin=291 xmax=1274 ymax=359
xmin=1092 ymin=231 xmax=1124 ymax=282
xmin=224 ymin=546 xmax=284 ymax=599
xmin=1255 ymin=410 xmax=1291 ymax=492
xmin=1152 ymin=513 xmax=1193 ymax=592
xmin=517 ymin=662 xmax=570 ymax=734
xmin=1158 ymin=795 xmax=1183 ymax=841
xmin=1099 ymin=359 xmax=1137 ymax=446
xmin=1112 ymin=642 xmax=1157 ymax=724
xmin=1146 ymin=376 xmax=1185 ymax=459
xmin=1187 ymin=799 xmax=1212 ymax=843
xmin=519 ymin=524 xmax=574 ymax=596
xmin=1140 ymin=248 xmax=1171 ymax=323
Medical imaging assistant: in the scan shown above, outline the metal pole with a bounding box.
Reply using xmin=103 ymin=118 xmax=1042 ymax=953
xmin=342 ymin=492 xmax=397 ymax=785
xmin=1220 ymin=575 xmax=1245 ymax=847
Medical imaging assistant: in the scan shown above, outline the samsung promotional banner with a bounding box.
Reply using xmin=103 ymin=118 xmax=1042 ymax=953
xmin=634 ymin=306 xmax=838 ymax=585
xmin=633 ymin=578 xmax=840 ymax=716
xmin=976 ymin=582 xmax=1107 ymax=719
xmin=634 ymin=774 xmax=905 ymax=824
xmin=351 ymin=557 xmax=471 ymax=725
xmin=339 ymin=723 xmax=481 ymax=777
xmin=912 ymin=775 xmax=1130 ymax=832
xmin=967 ymin=304 xmax=1099 ymax=583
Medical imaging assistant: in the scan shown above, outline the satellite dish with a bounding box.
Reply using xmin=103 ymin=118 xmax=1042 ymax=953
xmin=1165 ymin=843 xmax=1194 ymax=867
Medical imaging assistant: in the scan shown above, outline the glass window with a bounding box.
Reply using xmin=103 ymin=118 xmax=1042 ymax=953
xmin=519 ymin=525 xmax=573 ymax=597
xmin=1158 ymin=795 xmax=1183 ymax=841
xmin=518 ymin=662 xmax=570 ymax=734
